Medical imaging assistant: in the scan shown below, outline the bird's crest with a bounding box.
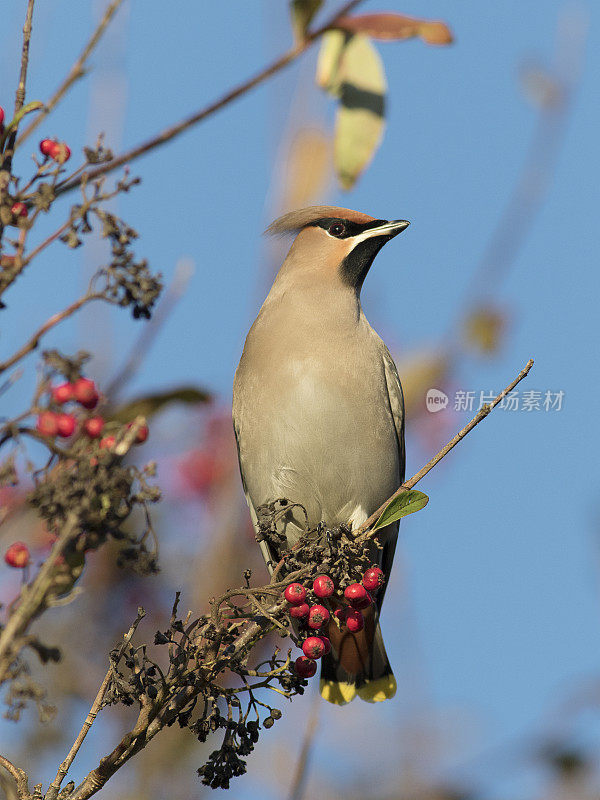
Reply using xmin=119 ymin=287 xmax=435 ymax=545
xmin=265 ymin=206 xmax=375 ymax=237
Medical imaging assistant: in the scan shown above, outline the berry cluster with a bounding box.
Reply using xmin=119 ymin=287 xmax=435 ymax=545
xmin=34 ymin=377 xmax=149 ymax=446
xmin=39 ymin=138 xmax=71 ymax=164
xmin=284 ymin=565 xmax=385 ymax=678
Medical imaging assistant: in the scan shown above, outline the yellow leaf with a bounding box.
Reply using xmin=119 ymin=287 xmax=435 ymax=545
xmin=316 ymin=29 xmax=347 ymax=95
xmin=333 ymin=34 xmax=386 ymax=190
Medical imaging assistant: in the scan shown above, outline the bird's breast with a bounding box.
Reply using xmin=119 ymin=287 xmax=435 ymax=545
xmin=233 ymin=325 xmax=400 ymax=533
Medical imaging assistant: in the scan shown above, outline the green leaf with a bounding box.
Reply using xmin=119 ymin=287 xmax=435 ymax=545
xmin=289 ymin=0 xmax=323 ymax=43
xmin=0 ymin=101 xmax=45 ymax=146
xmin=110 ymin=386 xmax=211 ymax=423
xmin=372 ymin=489 xmax=429 ymax=531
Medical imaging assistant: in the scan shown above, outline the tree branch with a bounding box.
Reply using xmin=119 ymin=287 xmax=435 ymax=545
xmin=0 ymin=292 xmax=105 ymax=375
xmin=356 ymin=358 xmax=535 ymax=537
xmin=17 ymin=0 xmax=126 ymax=147
xmin=54 ymin=0 xmax=366 ymax=197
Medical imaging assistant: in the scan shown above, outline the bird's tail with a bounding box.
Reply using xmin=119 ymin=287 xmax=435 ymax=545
xmin=319 ymin=622 xmax=396 ymax=705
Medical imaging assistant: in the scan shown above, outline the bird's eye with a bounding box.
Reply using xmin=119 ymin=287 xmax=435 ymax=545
xmin=328 ymin=222 xmax=346 ymax=237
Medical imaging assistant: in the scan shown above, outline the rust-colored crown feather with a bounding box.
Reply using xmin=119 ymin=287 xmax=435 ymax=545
xmin=265 ymin=206 xmax=376 ymax=237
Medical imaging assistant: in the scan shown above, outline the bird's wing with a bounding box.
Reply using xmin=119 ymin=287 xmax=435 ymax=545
xmin=381 ymin=344 xmax=406 ymax=484
xmin=232 ymin=416 xmax=277 ymax=575
xmin=377 ymin=344 xmax=406 ymax=604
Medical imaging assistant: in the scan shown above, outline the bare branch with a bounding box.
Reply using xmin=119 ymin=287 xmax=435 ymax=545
xmin=54 ymin=0 xmax=366 ymax=197
xmin=356 ymin=358 xmax=535 ymax=537
xmin=0 ymin=755 xmax=30 ymax=799
xmin=0 ymin=292 xmax=105 ymax=375
xmin=17 ymin=0 xmax=126 ymax=146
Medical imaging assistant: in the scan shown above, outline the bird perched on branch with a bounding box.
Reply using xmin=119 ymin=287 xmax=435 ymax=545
xmin=232 ymin=206 xmax=408 ymax=704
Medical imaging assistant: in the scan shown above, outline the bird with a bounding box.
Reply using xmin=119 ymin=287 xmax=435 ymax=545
xmin=232 ymin=205 xmax=408 ymax=705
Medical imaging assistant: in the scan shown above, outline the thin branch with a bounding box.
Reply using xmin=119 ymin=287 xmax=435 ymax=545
xmin=46 ymin=672 xmax=112 ymax=800
xmin=2 ymin=0 xmax=36 ymax=172
xmin=356 ymin=358 xmax=535 ymax=537
xmin=0 ymin=510 xmax=79 ymax=684
xmin=46 ymin=611 xmax=144 ymax=800
xmin=17 ymin=0 xmax=126 ymax=146
xmin=55 ymin=0 xmax=366 ymax=197
xmin=104 ymin=258 xmax=193 ymax=401
xmin=0 ymin=292 xmax=105 ymax=375
xmin=0 ymin=755 xmax=29 ymax=799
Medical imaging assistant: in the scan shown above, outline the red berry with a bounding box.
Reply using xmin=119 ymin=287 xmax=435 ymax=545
xmin=317 ymin=635 xmax=331 ymax=656
xmin=313 ymin=574 xmax=335 ymax=598
xmin=100 ymin=435 xmax=116 ymax=450
xmin=289 ymin=602 xmax=309 ymax=620
xmin=128 ymin=421 xmax=149 ymax=443
xmin=302 ymin=636 xmax=326 ymax=660
xmin=308 ymin=604 xmax=330 ymax=630
xmin=344 ymin=583 xmax=368 ymax=606
xmin=351 ymin=590 xmax=373 ymax=611
xmin=4 ymin=541 xmax=30 ymax=568
xmin=56 ymin=413 xmax=76 ymax=438
xmin=284 ymin=583 xmax=307 ymax=605
xmin=50 ymin=141 xmax=71 ymax=163
xmin=334 ymin=608 xmax=345 ymax=622
xmin=36 ymin=411 xmax=59 ymax=437
xmin=344 ymin=609 xmax=364 ymax=632
xmin=52 ymin=382 xmax=74 ymax=404
xmin=363 ymin=566 xmax=385 ymax=592
xmin=294 ymin=656 xmax=317 ymax=678
xmin=73 ymin=378 xmax=98 ymax=407
xmin=11 ymin=202 xmax=27 ymax=218
xmin=0 ymin=108 xmax=5 ymax=127
xmin=83 ymin=416 xmax=104 ymax=439
xmin=39 ymin=138 xmax=56 ymax=157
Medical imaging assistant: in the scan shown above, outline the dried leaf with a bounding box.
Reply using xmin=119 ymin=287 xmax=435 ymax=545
xmin=336 ymin=13 xmax=453 ymax=45
xmin=282 ymin=128 xmax=331 ymax=210
xmin=111 ymin=386 xmax=211 ymax=423
xmin=463 ymin=307 xmax=506 ymax=355
xmin=332 ymin=34 xmax=387 ymax=190
xmin=396 ymin=350 xmax=449 ymax=420
xmin=290 ymin=0 xmax=323 ymax=43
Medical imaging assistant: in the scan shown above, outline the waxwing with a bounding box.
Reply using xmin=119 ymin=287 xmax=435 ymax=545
xmin=232 ymin=206 xmax=409 ymax=704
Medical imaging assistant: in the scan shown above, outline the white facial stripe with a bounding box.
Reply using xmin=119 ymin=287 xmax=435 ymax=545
xmin=351 ymin=221 xmax=409 ymax=245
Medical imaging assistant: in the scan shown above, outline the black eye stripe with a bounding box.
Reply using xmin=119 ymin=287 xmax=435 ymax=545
xmin=308 ymin=217 xmax=387 ymax=239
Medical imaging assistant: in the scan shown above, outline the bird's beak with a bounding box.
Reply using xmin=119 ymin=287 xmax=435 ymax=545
xmin=354 ymin=219 xmax=410 ymax=245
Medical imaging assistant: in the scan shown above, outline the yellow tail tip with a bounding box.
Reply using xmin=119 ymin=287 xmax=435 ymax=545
xmin=319 ymin=679 xmax=357 ymax=705
xmin=357 ymin=674 xmax=397 ymax=703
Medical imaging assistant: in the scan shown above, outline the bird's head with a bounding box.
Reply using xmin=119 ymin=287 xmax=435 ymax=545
xmin=266 ymin=205 xmax=409 ymax=291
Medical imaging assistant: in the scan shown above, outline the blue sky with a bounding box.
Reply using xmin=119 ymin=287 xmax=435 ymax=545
xmin=1 ymin=1 xmax=600 ymax=797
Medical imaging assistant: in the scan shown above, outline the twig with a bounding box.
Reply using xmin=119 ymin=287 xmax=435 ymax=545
xmin=0 ymin=755 xmax=29 ymax=799
xmin=356 ymin=358 xmax=534 ymax=538
xmin=2 ymin=0 xmax=35 ymax=173
xmin=457 ymin=13 xmax=586 ymax=312
xmin=17 ymin=0 xmax=126 ymax=146
xmin=46 ymin=611 xmax=144 ymax=800
xmin=55 ymin=0 xmax=366 ymax=197
xmin=104 ymin=258 xmax=193 ymax=401
xmin=0 ymin=292 xmax=105 ymax=375
xmin=0 ymin=510 xmax=79 ymax=684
